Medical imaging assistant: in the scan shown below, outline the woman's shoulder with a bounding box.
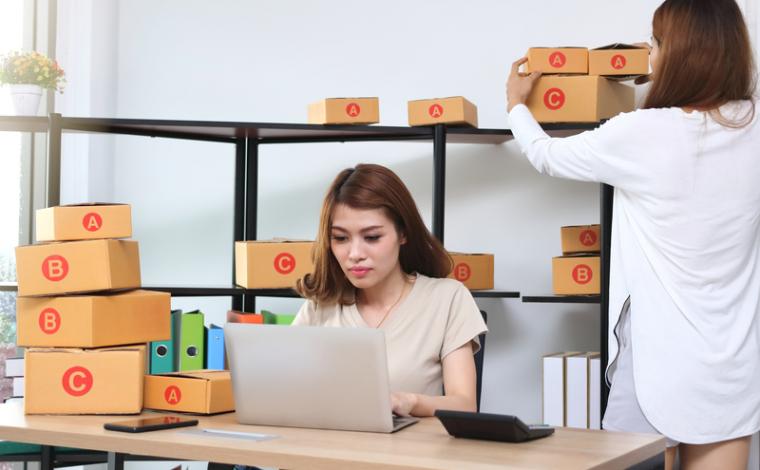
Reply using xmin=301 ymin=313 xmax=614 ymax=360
xmin=415 ymin=274 xmax=471 ymax=296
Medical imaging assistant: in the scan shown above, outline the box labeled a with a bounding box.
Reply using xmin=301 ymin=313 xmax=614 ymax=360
xmin=526 ymin=47 xmax=589 ymax=74
xmin=526 ymin=76 xmax=634 ymax=123
xmin=15 ymin=239 xmax=141 ymax=297
xmin=235 ymin=240 xmax=314 ymax=289
xmin=408 ymin=97 xmax=478 ymax=127
xmin=307 ymin=98 xmax=379 ymax=125
xmin=552 ymin=255 xmax=600 ymax=295
xmin=144 ymin=370 xmax=234 ymax=414
xmin=24 ymin=345 xmax=146 ymax=414
xmin=589 ymin=44 xmax=649 ymax=77
xmin=561 ymin=225 xmax=601 ymax=255
xmin=35 ymin=203 xmax=132 ymax=242
xmin=16 ymin=290 xmax=170 ymax=348
xmin=448 ymin=253 xmax=494 ymax=290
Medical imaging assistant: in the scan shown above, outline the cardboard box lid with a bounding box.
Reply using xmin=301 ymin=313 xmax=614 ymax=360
xmin=408 ymin=96 xmax=473 ymax=104
xmin=153 ymin=370 xmax=230 ymax=382
xmin=592 ymin=43 xmax=648 ymax=51
xmin=238 ymin=238 xmax=312 ymax=244
xmin=28 ymin=344 xmax=146 ymax=354
xmin=553 ymin=254 xmax=600 ymax=260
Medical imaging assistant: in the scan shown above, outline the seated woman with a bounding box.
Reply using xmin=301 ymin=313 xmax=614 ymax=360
xmin=294 ymin=163 xmax=487 ymax=417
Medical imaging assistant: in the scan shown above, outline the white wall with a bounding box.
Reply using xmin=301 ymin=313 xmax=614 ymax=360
xmin=54 ymin=3 xmax=760 ymax=468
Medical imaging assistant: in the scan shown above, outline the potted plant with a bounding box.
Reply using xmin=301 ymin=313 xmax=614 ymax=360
xmin=0 ymin=50 xmax=65 ymax=115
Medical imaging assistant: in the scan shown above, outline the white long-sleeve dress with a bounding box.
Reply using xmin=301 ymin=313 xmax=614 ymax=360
xmin=508 ymin=102 xmax=760 ymax=444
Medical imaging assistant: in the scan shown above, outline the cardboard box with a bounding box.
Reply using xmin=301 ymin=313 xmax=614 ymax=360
xmin=552 ymin=255 xmax=600 ymax=295
xmin=235 ymin=240 xmax=314 ymax=289
xmin=561 ymin=225 xmax=601 ymax=255
xmin=307 ymin=98 xmax=379 ymax=125
xmin=15 ymin=239 xmax=141 ymax=297
xmin=589 ymin=44 xmax=649 ymax=77
xmin=16 ymin=290 xmax=170 ymax=348
xmin=526 ymin=76 xmax=634 ymax=123
xmin=227 ymin=310 xmax=264 ymax=324
xmin=262 ymin=310 xmax=296 ymax=325
xmin=448 ymin=253 xmax=494 ymax=290
xmin=24 ymin=345 xmax=146 ymax=414
xmin=144 ymin=370 xmax=234 ymax=414
xmin=408 ymin=97 xmax=478 ymax=127
xmin=35 ymin=203 xmax=132 ymax=242
xmin=526 ymin=47 xmax=589 ymax=74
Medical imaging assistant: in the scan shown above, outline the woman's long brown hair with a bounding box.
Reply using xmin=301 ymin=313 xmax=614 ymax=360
xmin=644 ymin=0 xmax=756 ymax=127
xmin=296 ymin=164 xmax=452 ymax=305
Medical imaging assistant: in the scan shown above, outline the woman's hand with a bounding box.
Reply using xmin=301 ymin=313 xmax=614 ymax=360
xmin=391 ymin=392 xmax=419 ymax=417
xmin=506 ymin=57 xmax=542 ymax=112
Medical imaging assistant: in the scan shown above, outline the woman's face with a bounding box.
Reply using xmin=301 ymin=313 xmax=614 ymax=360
xmin=330 ymin=204 xmax=406 ymax=291
xmin=650 ymin=36 xmax=660 ymax=75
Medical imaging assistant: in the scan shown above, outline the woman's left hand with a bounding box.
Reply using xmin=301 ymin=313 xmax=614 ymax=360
xmin=506 ymin=57 xmax=542 ymax=112
xmin=391 ymin=391 xmax=418 ymax=417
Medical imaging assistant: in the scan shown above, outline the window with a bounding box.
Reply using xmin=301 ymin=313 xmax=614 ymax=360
xmin=0 ymin=0 xmax=31 ymax=402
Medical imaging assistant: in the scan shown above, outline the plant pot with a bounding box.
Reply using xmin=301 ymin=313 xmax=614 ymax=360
xmin=8 ymin=84 xmax=43 ymax=116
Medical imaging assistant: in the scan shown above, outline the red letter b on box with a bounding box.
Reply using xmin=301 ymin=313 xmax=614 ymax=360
xmin=42 ymin=255 xmax=69 ymax=281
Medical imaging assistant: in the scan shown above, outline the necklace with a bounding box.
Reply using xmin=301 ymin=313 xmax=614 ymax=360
xmin=365 ymin=280 xmax=409 ymax=329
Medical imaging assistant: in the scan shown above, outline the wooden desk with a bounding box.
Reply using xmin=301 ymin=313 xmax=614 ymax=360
xmin=0 ymin=401 xmax=664 ymax=469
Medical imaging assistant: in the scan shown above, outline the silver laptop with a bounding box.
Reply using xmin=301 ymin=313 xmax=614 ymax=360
xmin=225 ymin=323 xmax=418 ymax=433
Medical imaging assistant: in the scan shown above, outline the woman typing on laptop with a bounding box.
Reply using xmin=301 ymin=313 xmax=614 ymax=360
xmin=293 ymin=163 xmax=488 ymax=417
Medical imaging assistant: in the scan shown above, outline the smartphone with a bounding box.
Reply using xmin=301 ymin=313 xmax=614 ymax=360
xmin=103 ymin=415 xmax=199 ymax=433
xmin=435 ymin=409 xmax=554 ymax=443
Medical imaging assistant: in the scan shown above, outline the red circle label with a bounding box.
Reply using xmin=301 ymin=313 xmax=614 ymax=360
xmin=345 ymin=102 xmax=361 ymax=117
xmin=453 ymin=263 xmax=472 ymax=282
xmin=62 ymin=366 xmax=93 ymax=396
xmin=82 ymin=212 xmax=103 ymax=232
xmin=549 ymin=51 xmax=567 ymax=68
xmin=611 ymin=54 xmax=627 ymax=70
xmin=42 ymin=255 xmax=69 ymax=282
xmin=543 ymin=88 xmax=566 ymax=110
xmin=572 ymin=264 xmax=593 ymax=285
xmin=164 ymin=385 xmax=182 ymax=405
xmin=580 ymin=230 xmax=598 ymax=247
xmin=39 ymin=307 xmax=61 ymax=334
xmin=274 ymin=252 xmax=296 ymax=275
xmin=428 ymin=104 xmax=444 ymax=118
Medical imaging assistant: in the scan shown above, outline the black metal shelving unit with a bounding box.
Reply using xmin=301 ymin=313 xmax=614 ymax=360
xmin=1 ymin=114 xmax=609 ymax=419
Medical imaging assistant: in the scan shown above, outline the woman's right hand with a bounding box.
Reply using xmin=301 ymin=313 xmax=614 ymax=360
xmin=506 ymin=57 xmax=542 ymax=113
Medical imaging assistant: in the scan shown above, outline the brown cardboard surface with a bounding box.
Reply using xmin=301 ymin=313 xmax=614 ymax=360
xmin=561 ymin=225 xmax=601 ymax=255
xmin=589 ymin=44 xmax=649 ymax=77
xmin=35 ymin=204 xmax=132 ymax=242
xmin=408 ymin=97 xmax=478 ymax=127
xmin=144 ymin=370 xmax=233 ymax=414
xmin=552 ymin=255 xmax=601 ymax=295
xmin=235 ymin=240 xmax=314 ymax=289
xmin=526 ymin=47 xmax=589 ymax=74
xmin=15 ymin=239 xmax=141 ymax=297
xmin=307 ymin=98 xmax=380 ymax=125
xmin=24 ymin=345 xmax=146 ymax=414
xmin=526 ymin=76 xmax=634 ymax=123
xmin=448 ymin=253 xmax=494 ymax=290
xmin=17 ymin=290 xmax=170 ymax=348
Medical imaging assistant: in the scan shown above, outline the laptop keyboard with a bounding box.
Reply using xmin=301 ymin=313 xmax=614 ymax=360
xmin=392 ymin=415 xmax=419 ymax=431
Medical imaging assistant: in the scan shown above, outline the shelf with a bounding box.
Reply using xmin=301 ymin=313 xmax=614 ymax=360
xmin=522 ymin=295 xmax=600 ymax=304
xmin=145 ymin=286 xmax=297 ymax=297
xmin=0 ymin=282 xmax=18 ymax=293
xmin=471 ymin=290 xmax=520 ymax=298
xmin=58 ymin=117 xmax=518 ymax=145
xmin=0 ymin=116 xmax=49 ymax=133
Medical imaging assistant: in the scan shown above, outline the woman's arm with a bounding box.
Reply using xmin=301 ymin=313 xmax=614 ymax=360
xmin=391 ymin=342 xmax=477 ymax=417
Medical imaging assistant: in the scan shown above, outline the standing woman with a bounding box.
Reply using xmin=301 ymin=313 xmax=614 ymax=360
xmin=506 ymin=0 xmax=758 ymax=468
xmin=293 ymin=163 xmax=487 ymax=417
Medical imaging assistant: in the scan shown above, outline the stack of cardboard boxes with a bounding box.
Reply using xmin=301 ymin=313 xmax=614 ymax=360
xmin=15 ymin=204 xmax=170 ymax=414
xmin=525 ymin=44 xmax=649 ymax=122
xmin=552 ymin=224 xmax=601 ymax=295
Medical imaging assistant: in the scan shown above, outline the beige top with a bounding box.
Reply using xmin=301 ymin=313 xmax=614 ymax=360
xmin=293 ymin=274 xmax=488 ymax=396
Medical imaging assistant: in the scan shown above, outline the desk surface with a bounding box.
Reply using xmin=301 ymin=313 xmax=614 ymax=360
xmin=0 ymin=402 xmax=664 ymax=469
